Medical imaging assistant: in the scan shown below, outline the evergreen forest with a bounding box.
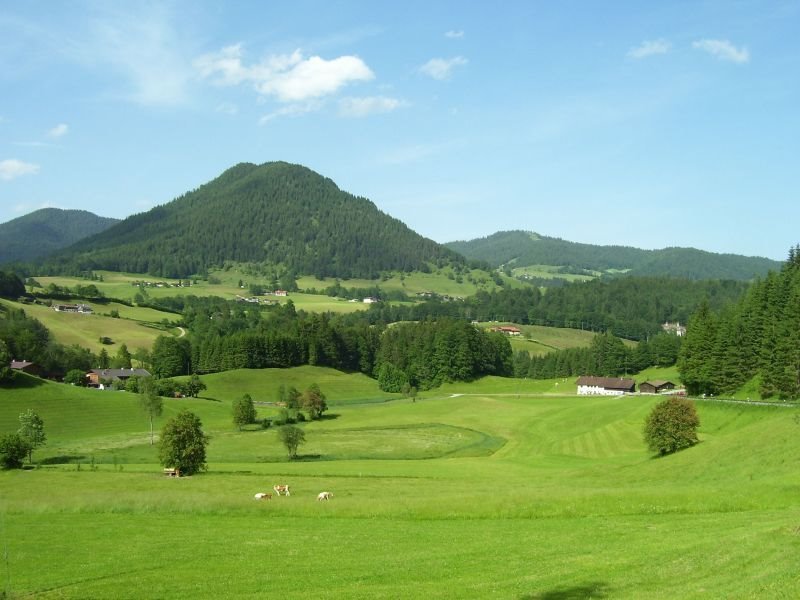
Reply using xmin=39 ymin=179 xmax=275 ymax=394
xmin=446 ymin=230 xmax=780 ymax=280
xmin=678 ymin=245 xmax=800 ymax=399
xmin=32 ymin=162 xmax=464 ymax=280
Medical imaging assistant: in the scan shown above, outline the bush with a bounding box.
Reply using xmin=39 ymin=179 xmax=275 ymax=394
xmin=64 ymin=369 xmax=86 ymax=386
xmin=643 ymin=396 xmax=700 ymax=456
xmin=0 ymin=433 xmax=31 ymax=469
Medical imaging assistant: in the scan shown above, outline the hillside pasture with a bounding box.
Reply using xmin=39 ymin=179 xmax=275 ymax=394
xmin=0 ymin=298 xmax=178 ymax=352
xmin=1 ymin=373 xmax=799 ymax=598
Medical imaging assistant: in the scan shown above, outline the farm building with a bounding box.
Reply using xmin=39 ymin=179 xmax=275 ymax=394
xmin=52 ymin=303 xmax=93 ymax=314
xmin=9 ymin=360 xmax=42 ymax=377
xmin=639 ymin=380 xmax=676 ymax=394
xmin=576 ymin=376 xmax=636 ymax=396
xmin=489 ymin=325 xmax=522 ymax=336
xmin=87 ymin=368 xmax=151 ymax=387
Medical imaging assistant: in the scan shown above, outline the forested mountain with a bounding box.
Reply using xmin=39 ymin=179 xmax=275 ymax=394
xmin=445 ymin=230 xmax=780 ymax=281
xmin=36 ymin=162 xmax=463 ymax=279
xmin=0 ymin=208 xmax=119 ymax=265
xmin=678 ymin=246 xmax=800 ymax=399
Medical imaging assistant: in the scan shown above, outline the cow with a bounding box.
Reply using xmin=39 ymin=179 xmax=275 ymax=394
xmin=273 ymin=484 xmax=290 ymax=496
xmin=317 ymin=491 xmax=332 ymax=501
xmin=254 ymin=492 xmax=272 ymax=500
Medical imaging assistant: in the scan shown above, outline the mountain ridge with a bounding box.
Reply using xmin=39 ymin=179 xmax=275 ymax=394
xmin=37 ymin=161 xmax=464 ymax=279
xmin=445 ymin=230 xmax=781 ymax=281
xmin=0 ymin=208 xmax=120 ymax=265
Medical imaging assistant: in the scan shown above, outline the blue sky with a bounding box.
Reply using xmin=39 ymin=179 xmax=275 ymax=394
xmin=1 ymin=1 xmax=798 ymax=260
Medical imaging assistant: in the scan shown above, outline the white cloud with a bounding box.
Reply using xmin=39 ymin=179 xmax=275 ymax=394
xmin=419 ymin=56 xmax=468 ymax=80
xmin=79 ymin=5 xmax=193 ymax=106
xmin=338 ymin=96 xmax=407 ymax=117
xmin=196 ymin=45 xmax=374 ymax=103
xmin=259 ymin=101 xmax=323 ymax=125
xmin=627 ymin=39 xmax=671 ymax=59
xmin=48 ymin=123 xmax=69 ymax=138
xmin=692 ymin=39 xmax=750 ymax=63
xmin=445 ymin=30 xmax=464 ymax=39
xmin=0 ymin=159 xmax=40 ymax=181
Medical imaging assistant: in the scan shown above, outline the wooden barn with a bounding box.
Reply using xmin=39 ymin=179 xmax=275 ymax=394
xmin=639 ymin=380 xmax=676 ymax=394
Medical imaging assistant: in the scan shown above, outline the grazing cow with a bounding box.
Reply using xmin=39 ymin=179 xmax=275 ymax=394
xmin=273 ymin=484 xmax=290 ymax=496
xmin=254 ymin=492 xmax=272 ymax=500
xmin=317 ymin=491 xmax=332 ymax=501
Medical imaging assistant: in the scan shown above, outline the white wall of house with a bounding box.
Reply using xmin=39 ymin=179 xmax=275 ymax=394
xmin=577 ymin=385 xmax=625 ymax=396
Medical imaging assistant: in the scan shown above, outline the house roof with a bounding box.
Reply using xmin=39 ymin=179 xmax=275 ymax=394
xmin=89 ymin=368 xmax=151 ymax=379
xmin=575 ymin=376 xmax=636 ymax=390
xmin=642 ymin=380 xmax=674 ymax=388
xmin=10 ymin=360 xmax=34 ymax=370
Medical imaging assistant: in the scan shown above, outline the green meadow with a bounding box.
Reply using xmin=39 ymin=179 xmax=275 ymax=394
xmin=0 ymin=298 xmax=179 ymax=353
xmin=1 ymin=368 xmax=798 ymax=598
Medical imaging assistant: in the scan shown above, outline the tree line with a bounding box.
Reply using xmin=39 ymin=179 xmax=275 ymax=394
xmin=678 ymin=246 xmax=800 ymax=399
xmin=357 ymin=277 xmax=747 ymax=341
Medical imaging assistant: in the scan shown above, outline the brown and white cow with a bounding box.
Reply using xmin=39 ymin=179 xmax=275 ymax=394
xmin=273 ymin=484 xmax=290 ymax=496
xmin=254 ymin=492 xmax=272 ymax=500
xmin=317 ymin=491 xmax=332 ymax=501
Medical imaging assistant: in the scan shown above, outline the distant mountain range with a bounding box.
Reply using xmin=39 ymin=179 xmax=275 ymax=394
xmin=0 ymin=208 xmax=119 ymax=265
xmin=445 ymin=230 xmax=781 ymax=281
xmin=6 ymin=169 xmax=782 ymax=283
xmin=36 ymin=162 xmax=463 ymax=279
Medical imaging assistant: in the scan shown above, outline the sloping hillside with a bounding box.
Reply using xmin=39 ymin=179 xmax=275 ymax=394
xmin=39 ymin=162 xmax=463 ymax=279
xmin=0 ymin=208 xmax=119 ymax=265
xmin=446 ymin=230 xmax=780 ymax=280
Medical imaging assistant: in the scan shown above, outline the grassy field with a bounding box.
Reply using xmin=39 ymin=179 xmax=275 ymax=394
xmin=35 ymin=264 xmax=524 ymax=312
xmin=0 ymin=298 xmax=179 ymax=353
xmin=1 ymin=368 xmax=798 ymax=598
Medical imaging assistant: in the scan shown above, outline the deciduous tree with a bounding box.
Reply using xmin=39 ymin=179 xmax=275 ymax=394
xmin=158 ymin=410 xmax=208 ymax=475
xmin=301 ymin=383 xmax=327 ymax=420
xmin=232 ymin=393 xmax=257 ymax=431
xmin=139 ymin=378 xmax=163 ymax=445
xmin=643 ymin=396 xmax=700 ymax=456
xmin=18 ymin=409 xmax=46 ymax=463
xmin=278 ymin=425 xmax=305 ymax=459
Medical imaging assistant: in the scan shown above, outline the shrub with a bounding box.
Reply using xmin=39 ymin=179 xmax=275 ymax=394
xmin=0 ymin=434 xmax=31 ymax=469
xmin=643 ymin=396 xmax=700 ymax=456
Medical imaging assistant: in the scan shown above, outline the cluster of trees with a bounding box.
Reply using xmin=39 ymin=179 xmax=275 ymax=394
xmin=141 ymin=296 xmax=511 ymax=390
xmin=516 ymin=332 xmax=682 ymax=380
xmin=375 ymin=319 xmax=512 ymax=391
xmin=33 ymin=162 xmax=465 ymax=279
xmin=679 ymin=246 xmax=800 ymax=399
xmin=232 ymin=384 xmax=328 ymax=431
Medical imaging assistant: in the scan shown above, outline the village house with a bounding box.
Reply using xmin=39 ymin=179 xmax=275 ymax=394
xmin=662 ymin=321 xmax=686 ymax=336
xmin=52 ymin=303 xmax=93 ymax=314
xmin=576 ymin=376 xmax=636 ymax=396
xmin=362 ymin=297 xmax=380 ymax=304
xmin=639 ymin=380 xmax=677 ymax=394
xmin=86 ymin=368 xmax=151 ymax=388
xmin=273 ymin=290 xmax=288 ymax=297
xmin=489 ymin=325 xmax=522 ymax=336
xmin=9 ymin=360 xmax=43 ymax=377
